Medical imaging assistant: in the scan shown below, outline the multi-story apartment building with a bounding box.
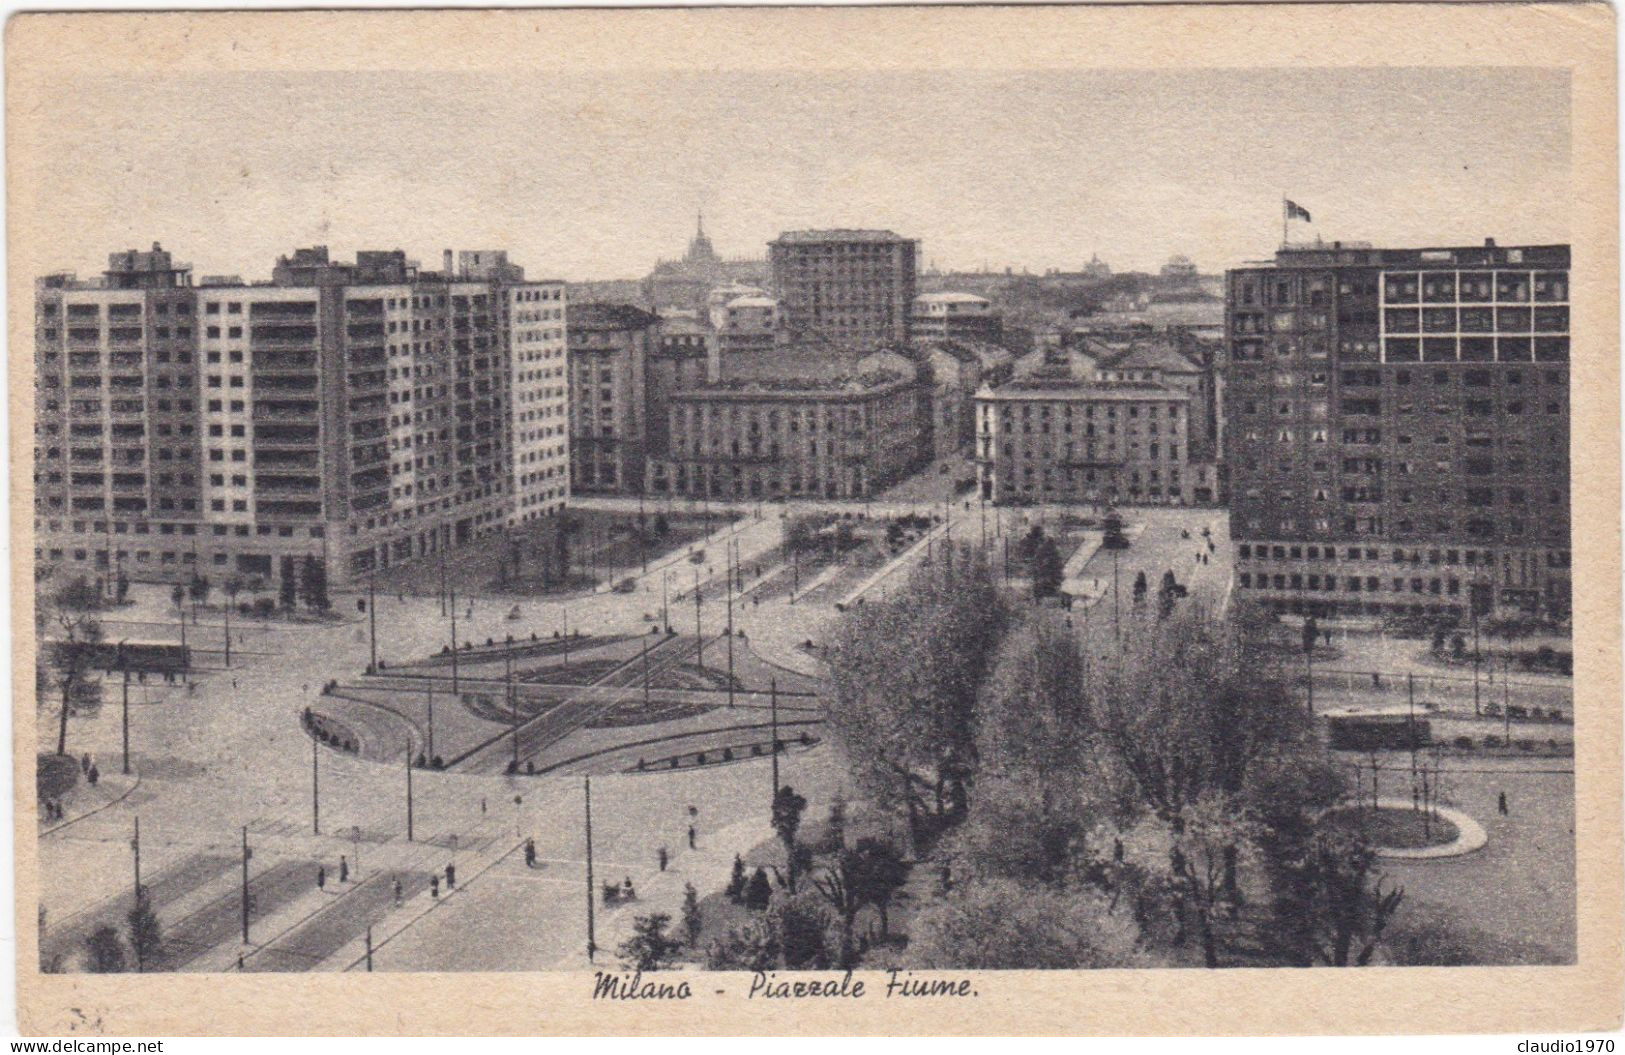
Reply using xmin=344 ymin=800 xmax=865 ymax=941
xmin=976 ymin=378 xmax=1194 ymax=506
xmin=911 ymin=292 xmax=1003 ymax=346
xmin=1225 ymin=239 xmax=1570 ymax=621
xmin=921 ymin=340 xmax=1013 ymax=459
xmin=33 ymin=243 xmax=568 ymax=589
xmin=769 ymin=229 xmax=918 ymax=348
xmin=567 ymin=303 xmax=661 ymax=495
xmin=649 ymin=349 xmax=925 ymax=500
xmin=711 ymin=293 xmax=785 ymax=362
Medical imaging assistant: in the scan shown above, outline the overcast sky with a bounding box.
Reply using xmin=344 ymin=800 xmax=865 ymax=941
xmin=20 ymin=67 xmax=1569 ymax=282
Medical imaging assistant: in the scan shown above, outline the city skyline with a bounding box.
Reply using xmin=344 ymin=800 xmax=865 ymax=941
xmin=19 ymin=67 xmax=1570 ymax=283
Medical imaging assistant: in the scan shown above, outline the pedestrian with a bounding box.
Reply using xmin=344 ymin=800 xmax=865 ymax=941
xmin=622 ymin=876 xmax=635 ymax=900
xmin=430 ymin=875 xmax=439 ymax=899
xmin=232 ymin=678 xmax=238 ymax=689
xmin=687 ymin=824 xmax=696 ymax=849
xmin=238 ymin=953 xmax=245 ymax=972
xmin=445 ymin=863 xmax=456 ymax=889
xmin=481 ymin=797 xmax=487 ymax=815
xmin=80 ymin=753 xmax=90 ymax=774
xmin=317 ymin=865 xmax=326 ymax=890
xmin=657 ymin=846 xmax=668 ymax=872
xmin=393 ymin=879 xmax=403 ymax=907
xmin=339 ymin=855 xmax=349 ymax=883
xmin=525 ymin=838 xmax=536 ymax=868
xmin=87 ymin=765 xmax=99 ymax=787
xmin=1372 ymin=672 xmax=1381 ymax=688
xmin=1498 ymin=791 xmax=1509 ymax=815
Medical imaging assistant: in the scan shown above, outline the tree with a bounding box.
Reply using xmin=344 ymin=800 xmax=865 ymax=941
xmin=301 ymin=556 xmax=330 ymax=612
xmin=907 ymin=878 xmax=1146 ymax=969
xmin=616 ymin=912 xmax=683 ymax=971
xmin=170 ymin=583 xmax=185 ymax=611
xmin=767 ymin=891 xmax=833 ymax=969
xmin=725 ymin=855 xmax=748 ymax=902
xmin=223 ymin=576 xmax=243 ymax=612
xmin=1133 ymin=571 xmax=1148 ymax=602
xmin=279 ymin=556 xmax=298 ymax=611
xmin=1158 ymin=792 xmax=1261 ymax=968
xmin=810 ymin=853 xmax=865 ymax=968
xmin=115 ymin=570 xmax=130 ymax=604
xmin=188 ymin=573 xmax=211 ymax=609
xmin=825 ymin=553 xmax=1009 ymax=836
xmin=680 ymin=883 xmax=703 ymax=947
xmin=84 ymin=925 xmax=127 ymax=973
xmin=744 ymin=867 xmax=774 ymax=911
xmin=848 ymin=837 xmax=909 ymax=938
xmin=771 ymin=785 xmax=808 ymax=892
xmin=1268 ymin=826 xmax=1404 ymax=967
xmin=1301 ymin=616 xmax=1319 ymax=656
xmin=817 ymin=794 xmax=848 ymax=855
xmin=705 ymin=920 xmax=779 ymax=971
xmin=1031 ymin=537 xmax=1064 ymax=602
xmin=127 ymin=891 xmax=161 ymax=970
xmin=40 ymin=577 xmax=106 ymax=757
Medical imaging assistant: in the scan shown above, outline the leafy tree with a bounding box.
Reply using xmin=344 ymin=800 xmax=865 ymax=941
xmin=301 ymin=556 xmax=330 ymax=612
xmin=1031 ymin=537 xmax=1064 ymax=602
xmin=114 ymin=570 xmax=130 ymax=604
xmin=40 ymin=577 xmax=106 ymax=757
xmin=725 ymin=855 xmax=748 ymax=902
xmin=907 ymin=878 xmax=1146 ymax=969
xmin=279 ymin=557 xmax=298 ymax=611
xmin=1133 ymin=571 xmax=1148 ymax=602
xmin=743 ymin=866 xmax=773 ymax=911
xmin=1301 ymin=616 xmax=1320 ymax=655
xmin=170 ymin=583 xmax=185 ymax=610
xmin=825 ymin=552 xmax=1009 ymax=836
xmin=188 ymin=573 xmax=211 ymax=610
xmin=846 ymin=837 xmax=909 ymax=938
xmin=810 ymin=852 xmax=865 ymax=968
xmin=705 ymin=919 xmax=779 ymax=971
xmin=818 ymin=794 xmax=848 ymax=855
xmin=616 ymin=912 xmax=683 ymax=971
xmin=1268 ymin=826 xmax=1404 ymax=967
xmin=771 ymin=785 xmax=808 ymax=892
xmin=653 ymin=514 xmax=669 ymax=537
xmin=680 ymin=883 xmax=703 ymax=947
xmin=127 ymin=891 xmax=161 ymax=970
xmin=84 ymin=925 xmax=127 ymax=973
xmin=1159 ymin=792 xmax=1262 ymax=968
xmin=766 ymin=891 xmax=833 ymax=969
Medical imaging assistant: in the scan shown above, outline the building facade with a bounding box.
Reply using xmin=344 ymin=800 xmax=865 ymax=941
xmin=769 ymin=229 xmax=919 ymax=348
xmin=911 ymin=292 xmax=1003 ymax=346
xmin=649 ymin=349 xmax=925 ymax=500
xmin=643 ymin=214 xmax=768 ymax=314
xmin=1225 ymin=240 xmax=1570 ymax=621
xmin=567 ymin=303 xmax=661 ymax=495
xmin=33 ymin=244 xmax=568 ymax=589
xmin=976 ymin=379 xmax=1194 ymax=506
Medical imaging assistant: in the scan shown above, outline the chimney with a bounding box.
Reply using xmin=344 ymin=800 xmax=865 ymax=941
xmin=1485 ymin=237 xmax=1497 ymax=248
xmin=151 ymin=241 xmax=162 ymax=252
xmin=444 ymin=249 xmax=454 ymax=277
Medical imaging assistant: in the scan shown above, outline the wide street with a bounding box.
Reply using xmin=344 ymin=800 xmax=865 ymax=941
xmin=35 ymin=494 xmax=972 ymax=972
xmin=34 ymin=496 xmax=1574 ymax=971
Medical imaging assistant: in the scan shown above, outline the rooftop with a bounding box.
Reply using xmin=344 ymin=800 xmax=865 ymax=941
xmin=771 ymin=229 xmax=913 ymax=245
xmin=1250 ymin=239 xmax=1570 ymax=271
xmin=568 ymin=303 xmax=663 ymax=332
xmin=981 ymin=380 xmax=1188 ymax=401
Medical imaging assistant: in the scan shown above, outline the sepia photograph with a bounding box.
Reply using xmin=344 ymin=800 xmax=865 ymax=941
xmin=6 ymin=4 xmax=1619 ymax=1038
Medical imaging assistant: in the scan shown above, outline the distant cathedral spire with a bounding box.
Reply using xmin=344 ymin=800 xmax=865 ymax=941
xmin=686 ymin=208 xmax=717 ymax=263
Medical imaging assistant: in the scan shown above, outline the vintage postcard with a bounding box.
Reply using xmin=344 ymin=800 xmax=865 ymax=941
xmin=6 ymin=4 xmax=1620 ymax=1037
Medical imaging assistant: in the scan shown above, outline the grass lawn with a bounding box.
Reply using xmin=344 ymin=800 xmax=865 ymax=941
xmin=1324 ymin=806 xmax=1459 ymax=849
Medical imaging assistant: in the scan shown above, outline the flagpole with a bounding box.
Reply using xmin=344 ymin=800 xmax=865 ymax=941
xmin=1282 ymin=195 xmax=1288 ymax=247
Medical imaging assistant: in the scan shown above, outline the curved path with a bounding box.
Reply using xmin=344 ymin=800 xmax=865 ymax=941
xmin=1364 ymin=797 xmax=1489 ymax=860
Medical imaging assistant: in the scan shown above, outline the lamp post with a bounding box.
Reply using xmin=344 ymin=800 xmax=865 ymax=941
xmin=311 ymin=732 xmax=320 ymax=835
xmin=405 ymin=738 xmax=414 ymax=842
xmin=367 ymin=571 xmax=378 ymax=674
xmin=693 ymin=566 xmax=704 ymax=667
xmin=118 ymin=641 xmax=131 ymax=775
xmin=584 ymin=776 xmax=596 ymax=963
xmin=449 ymin=587 xmax=460 ymax=694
